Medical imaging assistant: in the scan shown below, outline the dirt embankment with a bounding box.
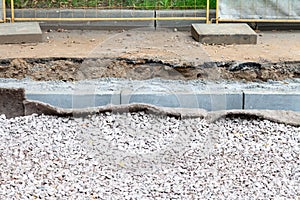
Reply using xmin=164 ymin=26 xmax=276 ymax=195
xmin=0 ymin=58 xmax=299 ymax=82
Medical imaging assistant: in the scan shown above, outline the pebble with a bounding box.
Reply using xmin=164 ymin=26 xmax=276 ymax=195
xmin=0 ymin=113 xmax=299 ymax=199
xmin=0 ymin=78 xmax=300 ymax=94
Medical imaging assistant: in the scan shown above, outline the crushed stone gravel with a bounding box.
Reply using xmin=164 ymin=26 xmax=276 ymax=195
xmin=0 ymin=78 xmax=300 ymax=93
xmin=0 ymin=113 xmax=299 ymax=199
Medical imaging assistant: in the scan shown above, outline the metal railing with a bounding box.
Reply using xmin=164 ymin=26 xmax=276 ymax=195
xmin=5 ymin=0 xmax=210 ymax=23
xmin=1 ymin=0 xmax=299 ymax=24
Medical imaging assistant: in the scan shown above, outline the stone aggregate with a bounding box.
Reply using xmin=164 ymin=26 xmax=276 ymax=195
xmin=0 ymin=113 xmax=299 ymax=199
xmin=0 ymin=78 xmax=300 ymax=93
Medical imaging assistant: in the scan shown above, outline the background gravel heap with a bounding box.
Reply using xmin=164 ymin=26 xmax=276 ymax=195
xmin=0 ymin=113 xmax=299 ymax=199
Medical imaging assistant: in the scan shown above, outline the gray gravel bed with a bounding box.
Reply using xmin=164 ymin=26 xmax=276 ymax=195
xmin=0 ymin=78 xmax=300 ymax=93
xmin=0 ymin=113 xmax=299 ymax=199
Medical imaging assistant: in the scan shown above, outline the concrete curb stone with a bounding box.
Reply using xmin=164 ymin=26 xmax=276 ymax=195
xmin=121 ymin=91 xmax=243 ymax=111
xmin=9 ymin=9 xmax=155 ymax=29
xmin=26 ymin=91 xmax=121 ymax=109
xmin=3 ymin=9 xmax=300 ymax=30
xmin=1 ymin=88 xmax=300 ymax=127
xmin=244 ymin=91 xmax=300 ymax=111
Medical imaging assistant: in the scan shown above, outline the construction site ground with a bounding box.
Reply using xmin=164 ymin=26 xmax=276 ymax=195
xmin=0 ymin=28 xmax=299 ymax=82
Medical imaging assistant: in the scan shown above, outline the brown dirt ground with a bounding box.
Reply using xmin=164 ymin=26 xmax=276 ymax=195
xmin=0 ymin=28 xmax=299 ymax=81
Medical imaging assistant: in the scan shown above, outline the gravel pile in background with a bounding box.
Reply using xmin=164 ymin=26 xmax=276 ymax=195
xmin=0 ymin=113 xmax=299 ymax=199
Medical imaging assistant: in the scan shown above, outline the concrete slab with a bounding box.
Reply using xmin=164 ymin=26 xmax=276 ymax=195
xmin=26 ymin=92 xmax=120 ymax=109
xmin=191 ymin=23 xmax=257 ymax=44
xmin=121 ymin=91 xmax=243 ymax=111
xmin=244 ymin=91 xmax=300 ymax=111
xmin=0 ymin=22 xmax=42 ymax=44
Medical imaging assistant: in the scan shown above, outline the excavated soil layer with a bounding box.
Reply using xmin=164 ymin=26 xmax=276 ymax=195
xmin=0 ymin=58 xmax=299 ymax=82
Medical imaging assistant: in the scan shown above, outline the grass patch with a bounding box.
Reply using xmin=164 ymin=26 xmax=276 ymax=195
xmin=8 ymin=0 xmax=216 ymax=9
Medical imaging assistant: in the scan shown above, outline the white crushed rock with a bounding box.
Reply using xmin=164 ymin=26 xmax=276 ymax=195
xmin=1 ymin=78 xmax=300 ymax=93
xmin=0 ymin=113 xmax=299 ymax=199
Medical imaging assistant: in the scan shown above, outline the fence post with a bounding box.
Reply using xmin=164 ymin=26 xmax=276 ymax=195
xmin=1 ymin=0 xmax=5 ymax=22
xmin=10 ymin=0 xmax=14 ymax=22
xmin=216 ymin=0 xmax=219 ymax=24
xmin=206 ymin=0 xmax=210 ymax=24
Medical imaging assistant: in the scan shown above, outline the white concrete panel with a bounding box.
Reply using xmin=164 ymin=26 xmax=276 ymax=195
xmin=219 ymin=0 xmax=300 ymax=19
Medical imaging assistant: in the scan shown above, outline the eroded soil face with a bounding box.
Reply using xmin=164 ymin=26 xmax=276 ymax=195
xmin=0 ymin=57 xmax=299 ymax=82
xmin=0 ymin=30 xmax=299 ymax=82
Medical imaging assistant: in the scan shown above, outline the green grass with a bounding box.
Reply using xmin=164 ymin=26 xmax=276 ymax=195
xmin=129 ymin=0 xmax=216 ymax=9
xmin=9 ymin=0 xmax=216 ymax=9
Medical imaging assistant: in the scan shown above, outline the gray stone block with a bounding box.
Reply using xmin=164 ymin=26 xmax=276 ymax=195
xmin=48 ymin=9 xmax=155 ymax=29
xmin=122 ymin=92 xmax=182 ymax=108
xmin=47 ymin=10 xmax=61 ymax=18
xmin=13 ymin=9 xmax=35 ymax=18
xmin=191 ymin=23 xmax=257 ymax=44
xmin=121 ymin=91 xmax=243 ymax=111
xmin=59 ymin=10 xmax=75 ymax=18
xmin=91 ymin=10 xmax=155 ymax=28
xmin=18 ymin=9 xmax=36 ymax=18
xmin=73 ymin=93 xmax=120 ymax=109
xmin=156 ymin=10 xmax=212 ymax=30
xmin=0 ymin=22 xmax=42 ymax=44
xmin=26 ymin=92 xmax=120 ymax=109
xmin=35 ymin=10 xmax=48 ymax=18
xmin=56 ymin=9 xmax=97 ymax=18
xmin=244 ymin=91 xmax=300 ymax=111
xmin=84 ymin=10 xmax=97 ymax=18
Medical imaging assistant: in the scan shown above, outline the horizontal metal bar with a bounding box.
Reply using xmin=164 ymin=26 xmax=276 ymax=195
xmin=14 ymin=17 xmax=207 ymax=21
